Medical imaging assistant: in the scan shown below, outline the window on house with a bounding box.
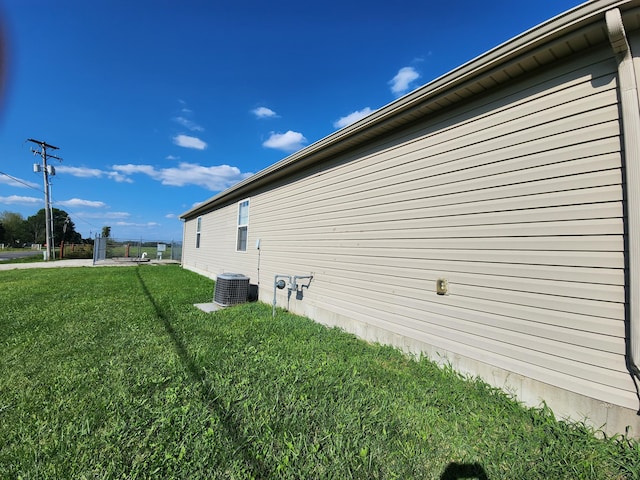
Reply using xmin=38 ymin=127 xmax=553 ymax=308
xmin=195 ymin=216 xmax=202 ymax=249
xmin=236 ymin=199 xmax=249 ymax=252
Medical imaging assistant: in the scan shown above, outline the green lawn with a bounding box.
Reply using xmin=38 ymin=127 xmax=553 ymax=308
xmin=1 ymin=265 xmax=638 ymax=479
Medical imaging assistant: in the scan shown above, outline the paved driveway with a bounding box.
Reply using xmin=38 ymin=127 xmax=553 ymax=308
xmin=0 ymin=250 xmax=44 ymax=262
xmin=0 ymin=257 xmax=179 ymax=271
xmin=0 ymin=258 xmax=94 ymax=271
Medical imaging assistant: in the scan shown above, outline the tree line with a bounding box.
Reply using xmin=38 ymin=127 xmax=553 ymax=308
xmin=0 ymin=208 xmax=86 ymax=247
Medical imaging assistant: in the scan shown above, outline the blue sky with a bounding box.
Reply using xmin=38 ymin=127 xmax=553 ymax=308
xmin=0 ymin=0 xmax=585 ymax=241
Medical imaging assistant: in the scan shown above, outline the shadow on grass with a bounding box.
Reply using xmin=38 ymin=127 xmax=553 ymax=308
xmin=135 ymin=268 xmax=266 ymax=475
xmin=440 ymin=462 xmax=488 ymax=480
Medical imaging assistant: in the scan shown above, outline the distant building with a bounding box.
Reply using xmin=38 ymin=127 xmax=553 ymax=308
xmin=181 ymin=0 xmax=640 ymax=437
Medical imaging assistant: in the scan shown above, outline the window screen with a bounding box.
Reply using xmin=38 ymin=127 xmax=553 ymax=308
xmin=195 ymin=216 xmax=202 ymax=249
xmin=236 ymin=199 xmax=249 ymax=251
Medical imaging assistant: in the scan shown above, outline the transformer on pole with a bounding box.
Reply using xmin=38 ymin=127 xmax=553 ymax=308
xmin=27 ymin=138 xmax=62 ymax=261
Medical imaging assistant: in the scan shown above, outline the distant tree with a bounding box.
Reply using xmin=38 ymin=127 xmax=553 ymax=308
xmin=0 ymin=222 xmax=5 ymax=244
xmin=101 ymin=226 xmax=111 ymax=238
xmin=25 ymin=208 xmax=83 ymax=245
xmin=25 ymin=210 xmax=45 ymax=243
xmin=61 ymin=216 xmax=82 ymax=244
xmin=0 ymin=211 xmax=28 ymax=246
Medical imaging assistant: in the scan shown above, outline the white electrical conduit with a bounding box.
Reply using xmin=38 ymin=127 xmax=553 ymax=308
xmin=273 ymin=274 xmax=291 ymax=318
xmin=607 ymin=8 xmax=640 ymax=382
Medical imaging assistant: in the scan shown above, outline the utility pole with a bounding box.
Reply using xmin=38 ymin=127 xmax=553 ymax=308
xmin=28 ymin=138 xmax=61 ymax=261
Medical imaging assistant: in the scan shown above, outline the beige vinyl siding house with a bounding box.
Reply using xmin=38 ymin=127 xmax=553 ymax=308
xmin=181 ymin=0 xmax=640 ymax=437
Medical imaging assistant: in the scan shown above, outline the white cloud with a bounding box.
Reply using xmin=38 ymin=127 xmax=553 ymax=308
xmin=77 ymin=211 xmax=130 ymax=220
xmin=177 ymin=99 xmax=192 ymax=113
xmin=112 ymin=164 xmax=157 ymax=176
xmin=107 ymin=172 xmax=134 ymax=183
xmin=0 ymin=174 xmax=40 ymax=189
xmin=55 ymin=159 xmax=250 ymax=192
xmin=56 ymin=198 xmax=106 ymax=208
xmin=389 ymin=66 xmax=420 ymax=95
xmin=165 ymin=213 xmax=176 ymax=219
xmin=263 ymin=130 xmax=307 ymax=152
xmin=115 ymin=221 xmax=160 ymax=227
xmin=55 ymin=165 xmax=133 ymax=183
xmin=108 ymin=212 xmax=131 ymax=219
xmin=56 ymin=165 xmax=104 ymax=178
xmin=110 ymin=162 xmax=252 ymax=192
xmin=173 ymin=116 xmax=204 ymax=132
xmin=333 ymin=107 xmax=374 ymax=129
xmin=252 ymin=106 xmax=278 ymax=119
xmin=173 ymin=134 xmax=207 ymax=150
xmin=166 ymin=155 xmax=180 ymax=160
xmin=158 ymin=163 xmax=252 ymax=190
xmin=0 ymin=195 xmax=42 ymax=205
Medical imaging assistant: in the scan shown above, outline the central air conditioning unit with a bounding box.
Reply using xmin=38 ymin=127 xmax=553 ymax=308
xmin=214 ymin=273 xmax=250 ymax=307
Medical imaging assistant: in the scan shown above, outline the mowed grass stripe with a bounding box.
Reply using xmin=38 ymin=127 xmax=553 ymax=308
xmin=0 ymin=265 xmax=638 ymax=479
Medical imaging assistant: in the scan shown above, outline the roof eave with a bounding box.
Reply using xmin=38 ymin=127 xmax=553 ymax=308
xmin=181 ymin=0 xmax=638 ymax=220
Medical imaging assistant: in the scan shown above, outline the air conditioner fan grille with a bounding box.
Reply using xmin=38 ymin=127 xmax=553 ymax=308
xmin=214 ymin=273 xmax=249 ymax=306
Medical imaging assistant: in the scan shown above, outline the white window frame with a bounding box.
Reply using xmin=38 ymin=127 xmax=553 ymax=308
xmin=236 ymin=199 xmax=250 ymax=252
xmin=195 ymin=216 xmax=202 ymax=249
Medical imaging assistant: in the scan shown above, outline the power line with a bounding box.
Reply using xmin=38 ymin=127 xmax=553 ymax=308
xmin=49 ymin=199 xmax=101 ymax=231
xmin=3 ymin=158 xmax=100 ymax=239
xmin=2 ymin=168 xmax=100 ymax=234
xmin=0 ymin=170 xmax=44 ymax=192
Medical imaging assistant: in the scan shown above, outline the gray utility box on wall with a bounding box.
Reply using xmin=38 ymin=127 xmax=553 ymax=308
xmin=214 ymin=273 xmax=250 ymax=306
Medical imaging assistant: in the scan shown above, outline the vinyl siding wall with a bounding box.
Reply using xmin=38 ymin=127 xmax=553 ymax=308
xmin=183 ymin=43 xmax=636 ymax=427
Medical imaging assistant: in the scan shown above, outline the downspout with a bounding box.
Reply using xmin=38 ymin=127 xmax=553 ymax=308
xmin=607 ymin=8 xmax=640 ymax=383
